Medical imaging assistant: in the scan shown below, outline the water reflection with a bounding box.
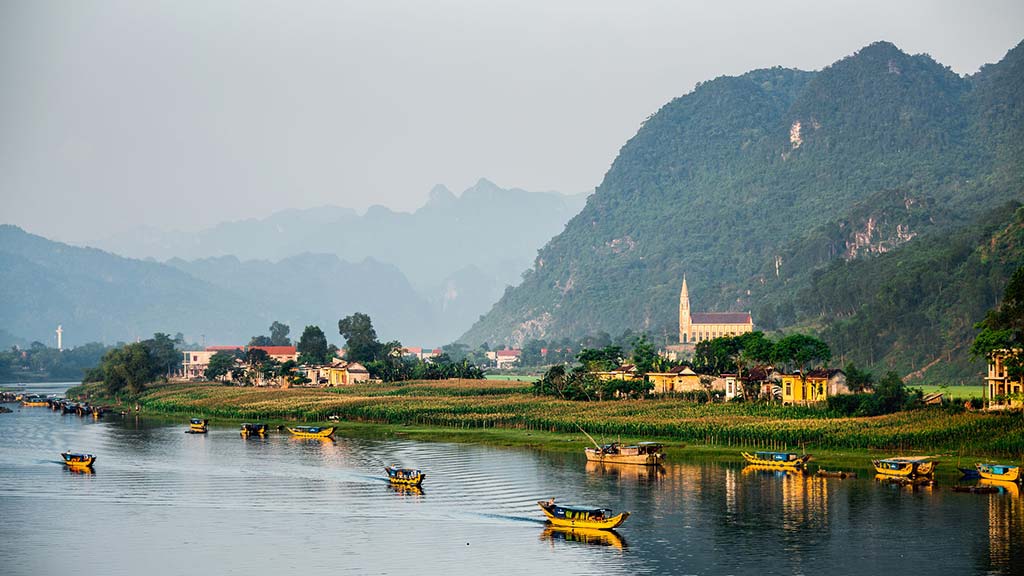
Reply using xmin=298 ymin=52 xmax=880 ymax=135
xmin=540 ymin=526 xmax=627 ymax=550
xmin=874 ymin=474 xmax=937 ymax=492
xmin=585 ymin=461 xmax=666 ymax=482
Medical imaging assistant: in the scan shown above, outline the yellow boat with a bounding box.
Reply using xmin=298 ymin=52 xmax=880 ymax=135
xmin=186 ymin=418 xmax=209 ymax=434
xmin=385 ymin=466 xmax=425 ymax=487
xmin=540 ymin=525 xmax=626 ymax=549
xmin=584 ymin=442 xmax=664 ymax=466
xmin=286 ymin=426 xmax=335 ymax=438
xmin=61 ymin=452 xmax=96 ymax=470
xmin=977 ymin=463 xmax=1021 ymax=483
xmin=537 ymin=499 xmax=629 ymax=530
xmin=741 ymin=451 xmax=810 ymax=469
xmin=21 ymin=396 xmax=49 ymax=407
xmin=872 ymin=456 xmax=937 ymax=478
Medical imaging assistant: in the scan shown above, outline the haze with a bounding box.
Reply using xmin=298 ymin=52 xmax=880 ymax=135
xmin=2 ymin=0 xmax=1022 ymax=242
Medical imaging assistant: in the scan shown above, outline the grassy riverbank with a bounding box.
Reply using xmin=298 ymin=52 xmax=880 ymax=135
xmin=68 ymin=380 xmax=1024 ymax=462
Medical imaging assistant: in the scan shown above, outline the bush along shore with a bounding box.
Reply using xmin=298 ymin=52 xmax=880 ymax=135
xmin=66 ymin=380 xmax=1024 ymax=460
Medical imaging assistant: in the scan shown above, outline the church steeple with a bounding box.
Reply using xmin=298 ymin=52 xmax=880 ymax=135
xmin=679 ymin=275 xmax=691 ymax=343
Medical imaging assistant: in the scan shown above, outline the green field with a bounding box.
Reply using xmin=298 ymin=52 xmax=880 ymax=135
xmin=483 ymin=374 xmax=540 ymax=382
xmin=910 ymin=385 xmax=986 ymax=400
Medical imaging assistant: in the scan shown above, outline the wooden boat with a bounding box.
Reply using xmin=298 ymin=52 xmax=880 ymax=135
xmin=21 ymin=396 xmax=48 ymax=407
xmin=186 ymin=418 xmax=209 ymax=434
xmin=958 ymin=467 xmax=981 ymax=479
xmin=741 ymin=451 xmax=810 ymax=469
xmin=537 ymin=499 xmax=629 ymax=530
xmin=872 ymin=456 xmax=937 ymax=478
xmin=240 ymin=423 xmax=268 ymax=437
xmin=385 ymin=465 xmax=425 ymax=487
xmin=976 ymin=463 xmax=1021 ymax=483
xmin=540 ymin=525 xmax=626 ymax=549
xmin=61 ymin=452 xmax=96 ymax=470
xmin=584 ymin=442 xmax=664 ymax=466
xmin=286 ymin=425 xmax=334 ymax=438
xmin=817 ymin=469 xmax=857 ymax=479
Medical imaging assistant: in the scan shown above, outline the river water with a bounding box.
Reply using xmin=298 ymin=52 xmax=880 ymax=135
xmin=1 ymin=383 xmax=1021 ymax=575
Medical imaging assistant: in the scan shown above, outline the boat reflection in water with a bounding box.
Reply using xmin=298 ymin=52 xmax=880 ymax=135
xmin=985 ymin=477 xmax=1023 ymax=572
xmin=386 ymin=483 xmax=424 ymax=497
xmin=980 ymin=478 xmax=1020 ymax=498
xmin=874 ymin=474 xmax=936 ymax=491
xmin=742 ymin=464 xmax=805 ymax=478
xmin=540 ymin=525 xmax=626 ymax=550
xmin=585 ymin=460 xmax=666 ymax=481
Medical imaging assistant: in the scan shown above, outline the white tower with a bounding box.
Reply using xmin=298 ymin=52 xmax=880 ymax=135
xmin=56 ymin=325 xmax=64 ymax=351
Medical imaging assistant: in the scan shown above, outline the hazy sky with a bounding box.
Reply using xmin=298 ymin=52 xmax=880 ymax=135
xmin=2 ymin=0 xmax=1022 ymax=242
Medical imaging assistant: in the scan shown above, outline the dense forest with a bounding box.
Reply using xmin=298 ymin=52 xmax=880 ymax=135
xmin=461 ymin=40 xmax=1024 ymax=382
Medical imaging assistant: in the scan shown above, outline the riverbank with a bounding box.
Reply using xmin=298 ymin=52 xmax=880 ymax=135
xmin=67 ymin=380 xmax=1024 ymax=463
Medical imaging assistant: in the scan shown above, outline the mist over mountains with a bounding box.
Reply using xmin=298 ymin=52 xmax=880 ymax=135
xmin=462 ymin=40 xmax=1024 ymax=381
xmin=3 ymin=181 xmax=587 ymax=346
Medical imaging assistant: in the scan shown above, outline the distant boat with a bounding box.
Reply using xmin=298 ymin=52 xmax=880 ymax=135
xmin=872 ymin=456 xmax=937 ymax=478
xmin=741 ymin=451 xmax=810 ymax=469
xmin=21 ymin=396 xmax=48 ymax=407
xmin=286 ymin=426 xmax=334 ymax=438
xmin=385 ymin=466 xmax=425 ymax=487
xmin=537 ymin=499 xmax=629 ymax=530
xmin=584 ymin=442 xmax=664 ymax=466
xmin=61 ymin=452 xmax=95 ymax=470
xmin=240 ymin=423 xmax=267 ymax=437
xmin=977 ymin=463 xmax=1021 ymax=483
xmin=186 ymin=418 xmax=209 ymax=434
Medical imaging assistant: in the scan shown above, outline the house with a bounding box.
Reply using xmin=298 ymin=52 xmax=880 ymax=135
xmin=722 ymin=373 xmax=740 ymax=400
xmin=594 ymin=364 xmax=641 ymax=383
xmin=180 ymin=345 xmax=297 ymax=381
xmin=985 ymin=350 xmax=1023 ymax=408
xmin=490 ymin=349 xmax=522 ymax=369
xmin=780 ymin=369 xmax=847 ymax=404
xmin=249 ymin=346 xmax=298 ymax=363
xmin=314 ymin=361 xmax=371 ymax=386
xmin=646 ymin=365 xmax=702 ymax=394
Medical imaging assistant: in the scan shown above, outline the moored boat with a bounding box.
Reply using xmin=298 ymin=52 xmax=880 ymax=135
xmin=385 ymin=465 xmax=425 ymax=487
xmin=537 ymin=499 xmax=629 ymax=530
xmin=61 ymin=452 xmax=96 ymax=469
xmin=286 ymin=425 xmax=334 ymax=438
xmin=186 ymin=418 xmax=209 ymax=434
xmin=872 ymin=456 xmax=937 ymax=478
xmin=21 ymin=395 xmax=49 ymax=407
xmin=977 ymin=463 xmax=1021 ymax=483
xmin=584 ymin=442 xmax=664 ymax=466
xmin=240 ymin=423 xmax=268 ymax=437
xmin=741 ymin=451 xmax=810 ymax=469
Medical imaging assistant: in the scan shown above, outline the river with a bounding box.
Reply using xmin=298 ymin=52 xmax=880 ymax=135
xmin=1 ymin=382 xmax=1021 ymax=575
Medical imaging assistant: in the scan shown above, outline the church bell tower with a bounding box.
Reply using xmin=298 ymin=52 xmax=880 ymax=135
xmin=679 ymin=275 xmax=691 ymax=343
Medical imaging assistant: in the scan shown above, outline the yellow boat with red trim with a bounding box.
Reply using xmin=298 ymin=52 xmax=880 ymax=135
xmin=537 ymin=499 xmax=629 ymax=530
xmin=977 ymin=463 xmax=1021 ymax=483
xmin=61 ymin=452 xmax=96 ymax=470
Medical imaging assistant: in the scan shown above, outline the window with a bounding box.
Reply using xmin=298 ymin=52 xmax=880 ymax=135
xmin=785 ymin=382 xmax=791 ymax=396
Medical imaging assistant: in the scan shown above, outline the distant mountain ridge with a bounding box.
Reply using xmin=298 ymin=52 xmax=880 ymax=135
xmin=461 ymin=39 xmax=1024 ymax=381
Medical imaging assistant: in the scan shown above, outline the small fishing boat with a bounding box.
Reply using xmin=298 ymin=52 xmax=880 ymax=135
xmin=61 ymin=452 xmax=96 ymax=470
xmin=817 ymin=469 xmax=857 ymax=479
xmin=385 ymin=465 xmax=425 ymax=487
xmin=537 ymin=499 xmax=629 ymax=530
xmin=21 ymin=396 xmax=48 ymax=407
xmin=976 ymin=463 xmax=1021 ymax=483
xmin=584 ymin=442 xmax=664 ymax=466
xmin=240 ymin=423 xmax=268 ymax=437
xmin=186 ymin=418 xmax=209 ymax=434
xmin=872 ymin=456 xmax=937 ymax=478
xmin=741 ymin=451 xmax=810 ymax=469
xmin=286 ymin=426 xmax=334 ymax=438
xmin=958 ymin=467 xmax=981 ymax=479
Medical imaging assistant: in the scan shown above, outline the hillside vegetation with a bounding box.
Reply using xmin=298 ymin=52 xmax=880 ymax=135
xmin=462 ymin=40 xmax=1024 ymax=382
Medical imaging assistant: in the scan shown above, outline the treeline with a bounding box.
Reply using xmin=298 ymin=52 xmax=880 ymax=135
xmin=0 ymin=341 xmax=113 ymax=382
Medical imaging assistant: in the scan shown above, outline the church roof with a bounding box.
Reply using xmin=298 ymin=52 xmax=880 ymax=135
xmin=691 ymin=312 xmax=752 ymax=325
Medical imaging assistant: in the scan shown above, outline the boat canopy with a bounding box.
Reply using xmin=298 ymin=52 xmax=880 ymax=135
xmin=755 ymin=452 xmax=798 ymax=461
xmin=190 ymin=418 xmax=206 ymax=425
xmin=545 ymin=503 xmax=614 ymax=517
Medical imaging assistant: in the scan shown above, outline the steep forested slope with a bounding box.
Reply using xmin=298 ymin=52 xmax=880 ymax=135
xmin=462 ymin=40 xmax=1024 ymax=381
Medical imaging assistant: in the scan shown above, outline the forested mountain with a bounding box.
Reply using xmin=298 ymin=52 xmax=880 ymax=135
xmin=0 ymin=226 xmax=441 ymax=346
xmin=462 ymin=40 xmax=1024 ymax=381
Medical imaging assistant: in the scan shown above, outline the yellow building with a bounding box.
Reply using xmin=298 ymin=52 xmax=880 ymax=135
xmin=986 ymin=350 xmax=1023 ymax=408
xmin=781 ymin=373 xmax=827 ymax=404
xmin=307 ymin=361 xmax=371 ymax=386
xmin=594 ymin=364 xmax=640 ymax=382
xmin=679 ymin=276 xmax=753 ymax=344
xmin=647 ymin=366 xmax=702 ymax=394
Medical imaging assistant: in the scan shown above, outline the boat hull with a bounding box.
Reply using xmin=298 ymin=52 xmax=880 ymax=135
xmin=287 ymin=426 xmax=335 ymax=438
xmin=538 ymin=502 xmax=629 ymax=530
xmin=872 ymin=459 xmax=936 ymax=478
xmin=61 ymin=454 xmax=95 ymax=469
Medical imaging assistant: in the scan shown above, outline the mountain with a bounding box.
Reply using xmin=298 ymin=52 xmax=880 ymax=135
xmin=0 ymin=226 xmax=438 ymax=346
xmin=85 ymin=179 xmax=588 ymax=342
xmin=461 ymin=40 xmax=1024 ymax=381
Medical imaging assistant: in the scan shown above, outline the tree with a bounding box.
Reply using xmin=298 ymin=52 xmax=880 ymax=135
xmin=205 ymin=351 xmax=238 ymax=381
xmin=844 ymin=362 xmax=875 ymax=392
xmin=576 ymin=346 xmax=622 ymax=372
xmin=270 ymin=321 xmax=292 ymax=346
xmin=521 ymin=339 xmax=545 ymax=366
xmin=774 ymin=333 xmax=832 ymax=404
xmin=630 ymin=335 xmax=658 ymax=376
xmin=142 ymin=332 xmax=178 ymax=379
xmin=693 ymin=337 xmax=740 ymax=374
xmin=100 ymin=342 xmax=157 ymax=395
xmin=971 ymin=266 xmax=1024 ymax=382
xmin=297 ymin=325 xmax=331 ymax=365
xmin=338 ymin=312 xmax=382 ymax=363
xmin=249 ymin=335 xmax=273 ymax=346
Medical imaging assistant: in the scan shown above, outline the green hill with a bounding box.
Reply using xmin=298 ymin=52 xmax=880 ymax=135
xmin=460 ymin=40 xmax=1024 ymax=382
